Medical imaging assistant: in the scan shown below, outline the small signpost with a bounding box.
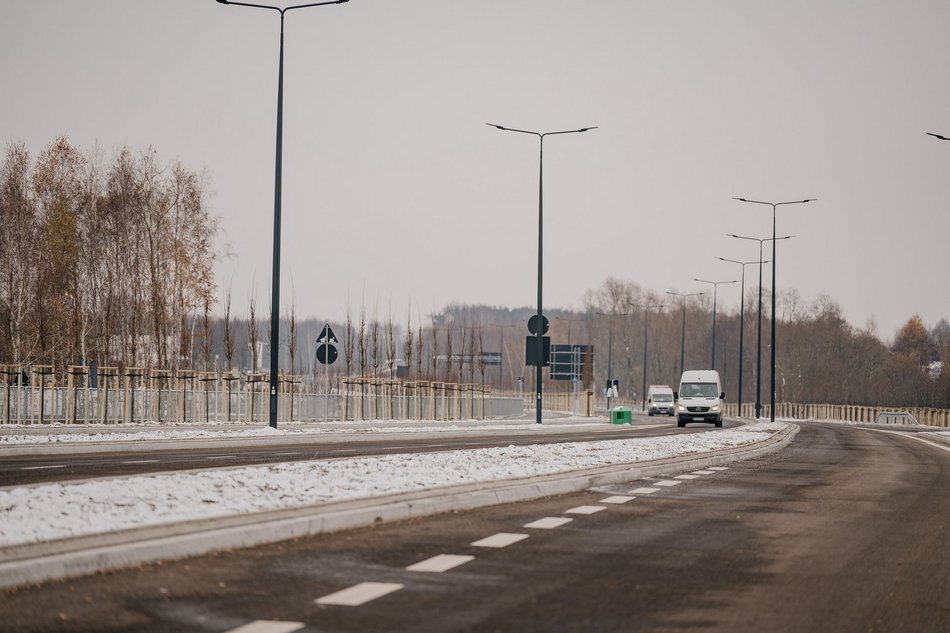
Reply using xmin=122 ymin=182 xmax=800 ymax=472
xmin=317 ymin=324 xmax=339 ymax=422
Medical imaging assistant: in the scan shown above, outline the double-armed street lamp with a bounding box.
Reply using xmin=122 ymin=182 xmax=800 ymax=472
xmin=488 ymin=124 xmax=596 ymax=424
xmin=216 ymin=0 xmax=350 ymax=428
xmin=666 ymin=291 xmax=704 ymax=377
xmin=634 ymin=303 xmax=665 ymax=411
xmin=732 ymin=198 xmax=814 ymax=421
xmin=727 ymin=233 xmax=790 ymax=419
xmin=691 ymin=278 xmax=736 ymax=369
xmin=926 ymin=132 xmax=949 ymax=141
xmin=717 ymin=256 xmax=770 ymax=416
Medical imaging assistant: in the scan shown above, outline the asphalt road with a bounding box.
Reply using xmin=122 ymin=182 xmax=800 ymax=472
xmin=0 ymin=414 xmax=733 ymax=486
xmin=3 ymin=422 xmax=948 ymax=632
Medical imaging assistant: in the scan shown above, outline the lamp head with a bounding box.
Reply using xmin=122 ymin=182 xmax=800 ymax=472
xmin=216 ymin=0 xmax=229 ymax=4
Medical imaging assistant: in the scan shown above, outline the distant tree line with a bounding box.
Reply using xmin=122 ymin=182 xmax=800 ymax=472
xmin=0 ymin=138 xmax=217 ymax=372
xmin=576 ymin=278 xmax=950 ymax=410
xmin=4 ymin=139 xmax=947 ymax=410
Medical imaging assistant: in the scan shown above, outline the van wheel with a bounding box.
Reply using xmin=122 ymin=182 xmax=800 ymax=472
xmin=648 ymin=411 xmax=654 ymax=417
xmin=677 ymin=419 xmax=686 ymax=428
xmin=714 ymin=418 xmax=723 ymax=428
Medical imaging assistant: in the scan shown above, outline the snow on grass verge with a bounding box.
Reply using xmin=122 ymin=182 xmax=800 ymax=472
xmin=0 ymin=422 xmax=786 ymax=547
xmin=0 ymin=420 xmax=602 ymax=445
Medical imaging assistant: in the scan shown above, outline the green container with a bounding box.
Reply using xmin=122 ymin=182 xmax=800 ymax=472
xmin=610 ymin=406 xmax=632 ymax=424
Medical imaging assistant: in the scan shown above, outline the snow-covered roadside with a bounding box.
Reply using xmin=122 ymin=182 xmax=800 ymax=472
xmin=0 ymin=418 xmax=603 ymax=445
xmin=0 ymin=422 xmax=786 ymax=548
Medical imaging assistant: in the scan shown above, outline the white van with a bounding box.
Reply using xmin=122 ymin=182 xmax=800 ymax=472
xmin=646 ymin=385 xmax=675 ymax=416
xmin=674 ymin=370 xmax=725 ymax=428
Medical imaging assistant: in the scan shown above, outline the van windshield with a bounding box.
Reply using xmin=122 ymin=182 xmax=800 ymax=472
xmin=653 ymin=394 xmax=672 ymax=402
xmin=680 ymin=382 xmax=719 ymax=398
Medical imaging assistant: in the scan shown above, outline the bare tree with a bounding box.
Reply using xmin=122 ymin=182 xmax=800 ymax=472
xmin=358 ymin=301 xmax=367 ymax=378
xmin=223 ymin=283 xmax=235 ymax=370
xmin=386 ymin=306 xmax=397 ymax=378
xmin=371 ymin=304 xmax=381 ymax=378
xmin=343 ymin=301 xmax=354 ymax=378
xmin=201 ymin=296 xmax=212 ymax=370
xmin=247 ymin=292 xmax=259 ymax=372
xmin=403 ymin=303 xmax=413 ymax=380
xmin=287 ymin=296 xmax=297 ymax=375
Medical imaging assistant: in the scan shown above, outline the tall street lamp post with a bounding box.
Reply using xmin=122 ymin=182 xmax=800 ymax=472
xmin=716 ymin=257 xmax=769 ymax=417
xmin=635 ymin=303 xmax=664 ymax=411
xmin=216 ymin=0 xmax=350 ymax=429
xmin=691 ymin=278 xmax=736 ymax=369
xmin=732 ymin=196 xmax=814 ymax=422
xmin=488 ymin=124 xmax=596 ymax=424
xmin=926 ymin=132 xmax=949 ymax=141
xmin=728 ymin=234 xmax=790 ymax=418
xmin=666 ymin=291 xmax=704 ymax=377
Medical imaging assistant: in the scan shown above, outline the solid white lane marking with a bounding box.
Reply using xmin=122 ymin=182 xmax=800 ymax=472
xmin=565 ymin=505 xmax=606 ymax=515
xmin=654 ymin=480 xmax=682 ymax=487
xmin=205 ymin=455 xmax=238 ymax=460
xmin=629 ymin=487 xmax=660 ymax=494
xmin=224 ymin=621 xmax=304 ymax=633
xmin=692 ymin=470 xmax=715 ymax=475
xmin=524 ymin=517 xmax=573 ymax=529
xmin=709 ymin=466 xmax=729 ymax=471
xmin=472 ymin=533 xmax=529 ymax=548
xmin=315 ymin=582 xmax=403 ymax=606
xmin=600 ymin=495 xmax=635 ymax=504
xmin=122 ymin=459 xmax=159 ymax=464
xmin=21 ymin=464 xmax=65 ymax=470
xmin=406 ymin=554 xmax=474 ymax=573
xmin=274 ymin=452 xmax=301 ymax=456
xmin=674 ymin=474 xmax=699 ymax=480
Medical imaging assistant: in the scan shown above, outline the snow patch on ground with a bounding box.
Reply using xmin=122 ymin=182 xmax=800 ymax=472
xmin=0 ymin=422 xmax=784 ymax=547
xmin=0 ymin=421 xmax=606 ymax=444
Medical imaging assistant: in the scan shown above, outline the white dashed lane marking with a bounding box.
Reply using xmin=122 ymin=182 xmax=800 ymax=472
xmin=709 ymin=466 xmax=729 ymax=471
xmin=674 ymin=474 xmax=699 ymax=480
xmin=406 ymin=554 xmax=474 ymax=573
xmin=472 ymin=533 xmax=529 ymax=548
xmin=21 ymin=465 xmax=65 ymax=471
xmin=524 ymin=517 xmax=573 ymax=529
xmin=565 ymin=505 xmax=606 ymax=515
xmin=315 ymin=582 xmax=403 ymax=606
xmin=692 ymin=470 xmax=715 ymax=475
xmin=629 ymin=487 xmax=660 ymax=494
xmin=224 ymin=621 xmax=304 ymax=633
xmin=600 ymin=495 xmax=635 ymax=504
xmin=654 ymin=480 xmax=682 ymax=487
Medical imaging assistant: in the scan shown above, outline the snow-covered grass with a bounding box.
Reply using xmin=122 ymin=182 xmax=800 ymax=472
xmin=0 ymin=418 xmax=606 ymax=445
xmin=0 ymin=422 xmax=785 ymax=547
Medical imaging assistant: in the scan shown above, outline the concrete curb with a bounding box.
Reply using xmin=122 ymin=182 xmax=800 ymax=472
xmin=0 ymin=423 xmax=798 ymax=590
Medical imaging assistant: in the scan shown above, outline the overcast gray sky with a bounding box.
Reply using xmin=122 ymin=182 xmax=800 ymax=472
xmin=3 ymin=0 xmax=949 ymax=340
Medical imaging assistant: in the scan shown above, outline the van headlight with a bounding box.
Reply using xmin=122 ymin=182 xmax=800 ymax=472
xmin=676 ymin=403 xmax=687 ymax=413
xmin=710 ymin=403 xmax=721 ymax=412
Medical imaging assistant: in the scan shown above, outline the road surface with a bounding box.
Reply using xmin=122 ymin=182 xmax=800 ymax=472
xmin=2 ymin=422 xmax=948 ymax=632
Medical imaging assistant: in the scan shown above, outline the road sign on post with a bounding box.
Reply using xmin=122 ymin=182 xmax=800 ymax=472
xmin=316 ymin=323 xmax=339 ymax=424
xmin=527 ymin=315 xmax=550 ymax=335
xmin=317 ymin=324 xmax=339 ymax=344
xmin=316 ymin=343 xmax=338 ymax=365
xmin=525 ymin=336 xmax=551 ymax=366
